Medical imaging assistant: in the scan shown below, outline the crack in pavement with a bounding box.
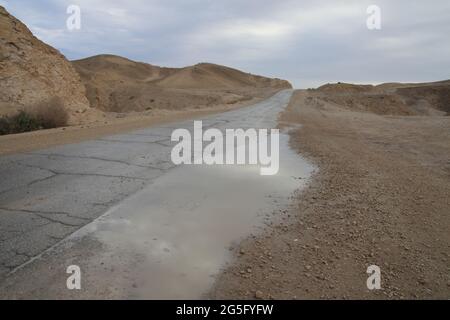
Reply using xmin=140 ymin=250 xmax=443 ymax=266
xmin=0 ymin=207 xmax=91 ymax=223
xmin=32 ymin=213 xmax=83 ymax=227
xmin=119 ymin=132 xmax=171 ymax=138
xmin=23 ymin=152 xmax=168 ymax=172
xmin=154 ymin=140 xmax=173 ymax=148
xmin=56 ymin=172 xmax=150 ymax=181
xmin=95 ymin=138 xmax=167 ymax=145
xmin=0 ymin=173 xmax=57 ymax=196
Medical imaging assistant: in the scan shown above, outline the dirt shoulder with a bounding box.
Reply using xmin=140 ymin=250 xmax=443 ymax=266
xmin=0 ymin=93 xmax=275 ymax=156
xmin=210 ymin=90 xmax=450 ymax=299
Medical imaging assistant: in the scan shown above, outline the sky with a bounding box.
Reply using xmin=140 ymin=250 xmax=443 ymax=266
xmin=1 ymin=0 xmax=449 ymax=88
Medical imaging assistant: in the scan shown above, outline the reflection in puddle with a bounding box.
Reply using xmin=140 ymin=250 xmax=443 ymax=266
xmin=73 ymin=133 xmax=314 ymax=299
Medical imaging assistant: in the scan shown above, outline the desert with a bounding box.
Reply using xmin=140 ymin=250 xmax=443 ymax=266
xmin=0 ymin=2 xmax=449 ymax=304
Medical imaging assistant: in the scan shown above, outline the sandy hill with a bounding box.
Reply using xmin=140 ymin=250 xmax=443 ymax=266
xmin=315 ymin=81 xmax=450 ymax=116
xmin=317 ymin=83 xmax=374 ymax=94
xmin=156 ymin=62 xmax=292 ymax=89
xmin=72 ymin=55 xmax=292 ymax=112
xmin=73 ymin=54 xmax=177 ymax=83
xmin=0 ymin=6 xmax=90 ymax=124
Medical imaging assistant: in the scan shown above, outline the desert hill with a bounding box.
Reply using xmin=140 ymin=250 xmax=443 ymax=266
xmin=155 ymin=62 xmax=291 ymax=89
xmin=72 ymin=55 xmax=292 ymax=112
xmin=73 ymin=54 xmax=177 ymax=83
xmin=0 ymin=6 xmax=90 ymax=124
xmin=0 ymin=5 xmax=292 ymax=134
xmin=315 ymin=81 xmax=450 ymax=116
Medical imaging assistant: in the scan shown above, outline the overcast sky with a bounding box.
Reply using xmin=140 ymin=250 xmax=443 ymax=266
xmin=2 ymin=0 xmax=449 ymax=88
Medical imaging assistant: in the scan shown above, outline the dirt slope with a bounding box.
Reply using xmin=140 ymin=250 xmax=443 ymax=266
xmin=315 ymin=81 xmax=450 ymax=116
xmin=72 ymin=55 xmax=292 ymax=112
xmin=0 ymin=6 xmax=91 ymax=124
xmin=211 ymin=90 xmax=450 ymax=300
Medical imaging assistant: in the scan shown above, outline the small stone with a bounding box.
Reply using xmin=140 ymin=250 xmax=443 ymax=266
xmin=418 ymin=279 xmax=428 ymax=285
xmin=255 ymin=290 xmax=264 ymax=299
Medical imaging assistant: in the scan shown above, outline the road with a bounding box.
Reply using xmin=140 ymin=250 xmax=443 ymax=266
xmin=0 ymin=90 xmax=314 ymax=298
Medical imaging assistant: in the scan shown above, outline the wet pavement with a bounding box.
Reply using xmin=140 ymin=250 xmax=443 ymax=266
xmin=0 ymin=90 xmax=314 ymax=298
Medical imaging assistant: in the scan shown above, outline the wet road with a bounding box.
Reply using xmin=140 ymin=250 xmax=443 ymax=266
xmin=0 ymin=90 xmax=314 ymax=298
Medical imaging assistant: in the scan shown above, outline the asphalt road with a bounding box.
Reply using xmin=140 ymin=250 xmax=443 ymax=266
xmin=0 ymin=90 xmax=307 ymax=298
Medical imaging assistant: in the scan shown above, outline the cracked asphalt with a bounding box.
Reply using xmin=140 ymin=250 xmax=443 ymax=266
xmin=0 ymin=90 xmax=294 ymax=285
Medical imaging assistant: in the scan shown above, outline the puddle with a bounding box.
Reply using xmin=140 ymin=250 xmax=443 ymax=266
xmin=71 ymin=133 xmax=314 ymax=299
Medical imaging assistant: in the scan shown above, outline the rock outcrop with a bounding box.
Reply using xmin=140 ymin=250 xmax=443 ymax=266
xmin=0 ymin=6 xmax=90 ymax=124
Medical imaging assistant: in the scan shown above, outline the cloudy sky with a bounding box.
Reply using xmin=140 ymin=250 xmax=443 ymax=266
xmin=2 ymin=0 xmax=449 ymax=87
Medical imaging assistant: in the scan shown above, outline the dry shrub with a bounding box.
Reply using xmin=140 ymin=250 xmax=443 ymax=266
xmin=0 ymin=97 xmax=68 ymax=135
xmin=32 ymin=97 xmax=69 ymax=129
xmin=0 ymin=111 xmax=41 ymax=135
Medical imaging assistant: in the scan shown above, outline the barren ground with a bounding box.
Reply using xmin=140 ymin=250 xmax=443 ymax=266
xmin=210 ymin=90 xmax=450 ymax=299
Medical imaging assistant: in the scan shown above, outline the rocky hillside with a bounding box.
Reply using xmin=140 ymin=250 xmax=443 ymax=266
xmin=0 ymin=6 xmax=91 ymax=124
